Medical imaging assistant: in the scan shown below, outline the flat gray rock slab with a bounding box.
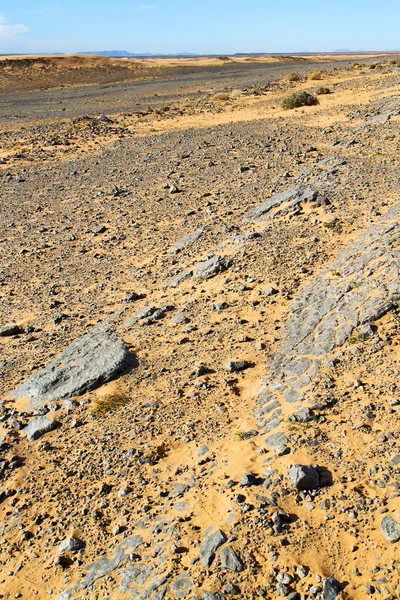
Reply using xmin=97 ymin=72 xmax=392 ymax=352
xmin=58 ymin=535 xmax=143 ymax=599
xmin=199 ymin=529 xmax=227 ymax=567
xmin=243 ymin=185 xmax=317 ymax=222
xmin=171 ymin=227 xmax=204 ymax=253
xmin=23 ymin=416 xmax=58 ymax=441
xmin=253 ymin=203 xmax=400 ymax=445
xmin=220 ymin=545 xmax=245 ymax=572
xmin=193 ymin=255 xmax=231 ymax=280
xmin=11 ymin=320 xmax=132 ymax=407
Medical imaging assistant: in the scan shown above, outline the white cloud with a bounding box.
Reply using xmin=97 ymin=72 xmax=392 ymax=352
xmin=136 ymin=4 xmax=158 ymax=10
xmin=0 ymin=15 xmax=28 ymax=41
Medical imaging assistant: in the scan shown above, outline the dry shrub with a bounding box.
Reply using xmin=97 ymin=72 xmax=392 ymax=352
xmin=308 ymin=71 xmax=322 ymax=80
xmin=282 ymin=91 xmax=319 ymax=110
xmin=315 ymin=86 xmax=331 ymax=95
xmin=90 ymin=393 xmax=128 ymax=417
xmin=284 ymin=72 xmax=301 ymax=82
xmin=211 ymin=92 xmax=231 ymax=102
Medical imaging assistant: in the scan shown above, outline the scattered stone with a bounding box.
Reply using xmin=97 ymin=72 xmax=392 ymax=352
xmin=199 ymin=529 xmax=227 ymax=567
xmin=57 ymin=537 xmax=85 ymax=554
xmin=225 ymin=360 xmax=254 ymax=373
xmin=0 ymin=324 xmax=22 ymax=337
xmin=239 ymin=472 xmax=257 ymax=487
xmin=380 ymin=515 xmax=400 ymax=542
xmin=220 ymin=545 xmax=245 ymax=572
xmin=322 ymin=576 xmax=341 ymax=599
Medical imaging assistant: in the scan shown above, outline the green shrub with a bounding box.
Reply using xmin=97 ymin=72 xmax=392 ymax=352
xmin=282 ymin=91 xmax=319 ymax=110
xmin=315 ymin=86 xmax=331 ymax=95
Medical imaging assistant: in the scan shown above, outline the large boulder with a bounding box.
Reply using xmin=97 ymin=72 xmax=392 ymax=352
xmin=23 ymin=416 xmax=58 ymax=441
xmin=11 ymin=321 xmax=132 ymax=406
xmin=289 ymin=465 xmax=320 ymax=491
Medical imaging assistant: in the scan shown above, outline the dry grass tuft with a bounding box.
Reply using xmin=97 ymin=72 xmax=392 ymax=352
xmin=284 ymin=72 xmax=301 ymax=82
xmin=211 ymin=92 xmax=231 ymax=102
xmin=90 ymin=393 xmax=128 ymax=417
xmin=308 ymin=70 xmax=322 ymax=80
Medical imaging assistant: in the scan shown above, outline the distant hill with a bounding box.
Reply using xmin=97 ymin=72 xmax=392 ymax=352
xmin=79 ymin=51 xmax=199 ymax=58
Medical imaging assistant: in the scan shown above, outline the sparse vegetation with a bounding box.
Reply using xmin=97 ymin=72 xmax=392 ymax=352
xmin=324 ymin=219 xmax=341 ymax=232
xmin=315 ymin=86 xmax=331 ymax=95
xmin=211 ymin=92 xmax=231 ymax=102
xmin=282 ymin=91 xmax=319 ymax=110
xmin=308 ymin=70 xmax=322 ymax=80
xmin=284 ymin=72 xmax=301 ymax=82
xmin=90 ymin=393 xmax=128 ymax=417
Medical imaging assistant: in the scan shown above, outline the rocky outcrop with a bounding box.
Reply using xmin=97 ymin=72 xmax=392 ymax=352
xmin=11 ymin=320 xmax=132 ymax=406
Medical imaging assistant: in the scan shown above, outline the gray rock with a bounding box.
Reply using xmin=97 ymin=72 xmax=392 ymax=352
xmin=381 ymin=515 xmax=400 ymax=542
xmin=58 ymin=536 xmax=84 ymax=554
xmin=197 ymin=444 xmax=209 ymax=457
xmin=243 ymin=186 xmax=317 ymax=222
xmin=289 ymin=465 xmax=320 ymax=491
xmin=225 ymin=360 xmax=253 ymax=373
xmin=264 ymin=432 xmax=288 ymax=447
xmin=199 ymin=529 xmax=227 ymax=567
xmin=220 ymin=545 xmax=244 ymax=572
xmin=0 ymin=324 xmax=22 ymax=337
xmin=322 ymin=576 xmax=341 ymax=599
xmin=171 ymin=227 xmax=204 ymax=253
xmin=193 ymin=256 xmax=231 ymax=280
xmin=264 ymin=287 xmax=278 ymax=297
xmin=170 ymin=575 xmax=194 ymax=599
xmin=223 ymin=583 xmax=240 ymax=595
xmin=202 ymin=593 xmax=226 ymax=600
xmin=166 ymin=267 xmax=193 ymax=288
xmin=239 ymin=472 xmax=257 ymax=487
xmin=390 ymin=454 xmax=400 ymax=467
xmin=135 ymin=305 xmax=157 ymax=319
xmin=11 ymin=320 xmax=131 ymax=406
xmin=289 ymin=407 xmax=314 ymax=422
xmin=64 ymin=399 xmax=79 ymax=411
xmin=23 ymin=416 xmax=58 ymax=441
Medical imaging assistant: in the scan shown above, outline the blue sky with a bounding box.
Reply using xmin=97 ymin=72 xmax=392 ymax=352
xmin=1 ymin=1 xmax=399 ymax=55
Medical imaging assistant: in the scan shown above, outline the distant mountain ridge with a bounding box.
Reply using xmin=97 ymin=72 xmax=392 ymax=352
xmin=79 ymin=51 xmax=199 ymax=58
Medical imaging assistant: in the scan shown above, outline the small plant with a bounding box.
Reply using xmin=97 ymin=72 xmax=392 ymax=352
xmin=369 ymin=63 xmax=377 ymax=70
xmin=323 ymin=219 xmax=341 ymax=232
xmin=315 ymin=86 xmax=331 ymax=95
xmin=282 ymin=91 xmax=319 ymax=110
xmin=211 ymin=92 xmax=231 ymax=102
xmin=235 ymin=430 xmax=247 ymax=441
xmin=90 ymin=393 xmax=128 ymax=417
xmin=284 ymin=72 xmax=301 ymax=82
xmin=308 ymin=71 xmax=322 ymax=80
xmin=348 ymin=333 xmax=369 ymax=344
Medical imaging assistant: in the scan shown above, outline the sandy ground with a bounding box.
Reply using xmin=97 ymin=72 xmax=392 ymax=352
xmin=0 ymin=55 xmax=399 ymax=599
